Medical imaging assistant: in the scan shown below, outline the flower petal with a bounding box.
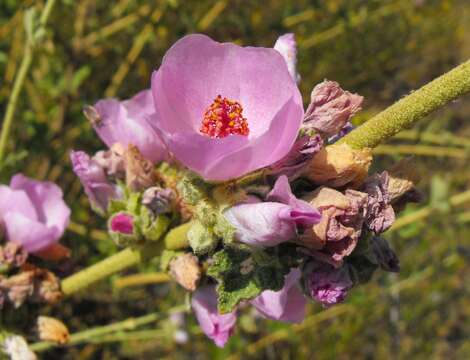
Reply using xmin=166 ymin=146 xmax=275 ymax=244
xmin=9 ymin=174 xmax=70 ymax=235
xmin=93 ymin=89 xmax=167 ymax=163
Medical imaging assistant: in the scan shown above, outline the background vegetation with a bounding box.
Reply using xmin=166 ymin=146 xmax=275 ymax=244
xmin=1 ymin=0 xmax=470 ymax=358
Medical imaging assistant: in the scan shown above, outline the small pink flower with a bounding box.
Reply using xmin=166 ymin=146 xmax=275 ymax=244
xmin=224 ymin=176 xmax=321 ymax=247
xmin=191 ymin=285 xmax=237 ymax=347
xmin=70 ymin=151 xmax=121 ymax=214
xmin=304 ymin=261 xmax=353 ymax=307
xmin=0 ymin=174 xmax=70 ymax=253
xmin=109 ymin=213 xmax=134 ymax=234
xmin=251 ymin=269 xmax=306 ymax=323
xmin=149 ymin=34 xmax=304 ymax=181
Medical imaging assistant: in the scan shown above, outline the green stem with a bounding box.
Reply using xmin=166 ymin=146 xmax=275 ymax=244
xmin=0 ymin=47 xmax=33 ymax=163
xmin=60 ymin=223 xmax=190 ymax=296
xmin=0 ymin=0 xmax=57 ymax=164
xmin=338 ymin=60 xmax=470 ymax=149
xmin=30 ymin=305 xmax=185 ymax=352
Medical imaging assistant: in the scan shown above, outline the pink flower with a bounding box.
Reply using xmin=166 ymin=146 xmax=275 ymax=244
xmin=70 ymin=151 xmax=121 ymax=214
xmin=191 ymin=285 xmax=237 ymax=347
xmin=89 ymin=89 xmax=168 ymax=163
xmin=109 ymin=213 xmax=134 ymax=234
xmin=150 ymin=34 xmax=304 ymax=181
xmin=0 ymin=174 xmax=70 ymax=253
xmin=303 ymin=81 xmax=363 ymax=137
xmin=274 ymin=33 xmax=300 ymax=83
xmin=224 ymin=176 xmax=321 ymax=247
xmin=251 ymin=269 xmax=306 ymax=323
xmin=304 ymin=261 xmax=353 ymax=307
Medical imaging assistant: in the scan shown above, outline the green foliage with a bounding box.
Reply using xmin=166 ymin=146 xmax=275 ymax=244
xmin=208 ymin=244 xmax=302 ymax=313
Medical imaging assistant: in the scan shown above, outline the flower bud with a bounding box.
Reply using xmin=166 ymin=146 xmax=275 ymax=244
xmin=142 ymin=187 xmax=175 ymax=215
xmin=169 ymin=253 xmax=201 ymax=291
xmin=108 ymin=212 xmax=137 ymax=247
xmin=304 ymin=261 xmax=353 ymax=307
xmin=371 ymin=237 xmax=400 ymax=272
xmin=37 ymin=316 xmax=70 ymax=344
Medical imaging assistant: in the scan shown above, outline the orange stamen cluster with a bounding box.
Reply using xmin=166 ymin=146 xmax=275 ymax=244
xmin=200 ymin=95 xmax=249 ymax=138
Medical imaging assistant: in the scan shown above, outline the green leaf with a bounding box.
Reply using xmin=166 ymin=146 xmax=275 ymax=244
xmin=207 ymin=244 xmax=301 ymax=313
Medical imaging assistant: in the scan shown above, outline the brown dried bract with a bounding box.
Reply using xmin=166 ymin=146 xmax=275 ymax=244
xmin=37 ymin=316 xmax=70 ymax=344
xmin=124 ymin=144 xmax=157 ymax=191
xmin=303 ymin=143 xmax=372 ymax=188
xmin=388 ymin=157 xmax=421 ymax=202
xmin=169 ymin=253 xmax=201 ymax=291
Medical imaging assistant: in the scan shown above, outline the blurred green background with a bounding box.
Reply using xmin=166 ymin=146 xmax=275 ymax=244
xmin=1 ymin=0 xmax=470 ymax=359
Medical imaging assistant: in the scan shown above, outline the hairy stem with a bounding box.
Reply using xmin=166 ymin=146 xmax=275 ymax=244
xmin=60 ymin=223 xmax=190 ymax=296
xmin=30 ymin=305 xmax=185 ymax=352
xmin=0 ymin=0 xmax=57 ymax=164
xmin=338 ymin=60 xmax=470 ymax=149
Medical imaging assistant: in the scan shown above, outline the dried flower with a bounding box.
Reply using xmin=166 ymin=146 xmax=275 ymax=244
xmin=387 ymin=157 xmax=421 ymax=204
xmin=92 ymin=143 xmax=126 ymax=178
xmin=169 ymin=253 xmax=201 ymax=291
xmin=301 ymin=187 xmax=368 ymax=263
xmin=303 ymin=143 xmax=372 ymax=188
xmin=363 ymin=172 xmax=395 ymax=234
xmin=269 ymin=134 xmax=323 ymax=179
xmin=31 ymin=267 xmax=62 ymax=305
xmin=142 ymin=187 xmax=175 ymax=215
xmin=303 ymin=80 xmax=363 ymax=137
xmin=0 ymin=242 xmax=28 ymax=270
xmin=0 ymin=271 xmax=34 ymax=308
xmin=123 ymin=144 xmax=157 ymax=191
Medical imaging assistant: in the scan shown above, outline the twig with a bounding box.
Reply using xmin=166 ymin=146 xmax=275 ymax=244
xmin=389 ymin=189 xmax=470 ymax=231
xmin=29 ymin=305 xmax=185 ymax=352
xmin=60 ymin=222 xmax=190 ymax=296
xmin=113 ymin=272 xmax=171 ymax=289
xmin=0 ymin=0 xmax=58 ymax=164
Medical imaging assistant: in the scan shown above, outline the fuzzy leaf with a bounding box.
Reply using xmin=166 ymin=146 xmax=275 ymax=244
xmin=207 ymin=244 xmax=301 ymax=313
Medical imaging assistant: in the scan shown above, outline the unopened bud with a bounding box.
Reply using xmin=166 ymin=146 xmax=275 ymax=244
xmin=37 ymin=316 xmax=70 ymax=344
xmin=169 ymin=253 xmax=201 ymax=291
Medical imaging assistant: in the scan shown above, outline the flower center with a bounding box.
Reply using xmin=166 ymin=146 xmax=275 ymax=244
xmin=200 ymin=95 xmax=249 ymax=138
